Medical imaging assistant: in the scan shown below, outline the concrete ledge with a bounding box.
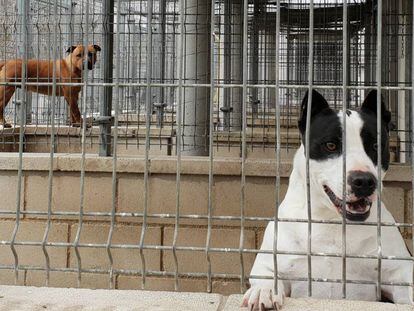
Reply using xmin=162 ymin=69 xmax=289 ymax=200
xmin=0 ymin=286 xmax=413 ymax=311
xmin=0 ymin=153 xmax=409 ymax=180
xmin=0 ymin=152 xmax=293 ymax=176
xmin=0 ymin=286 xmax=224 ymax=311
xmin=225 ymin=295 xmax=414 ymax=311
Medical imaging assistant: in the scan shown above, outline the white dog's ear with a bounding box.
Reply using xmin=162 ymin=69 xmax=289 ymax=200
xmin=361 ymin=90 xmax=391 ymax=131
xmin=298 ymin=90 xmax=331 ymax=134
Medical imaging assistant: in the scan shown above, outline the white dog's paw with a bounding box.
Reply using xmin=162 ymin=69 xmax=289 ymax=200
xmin=241 ymin=286 xmax=284 ymax=310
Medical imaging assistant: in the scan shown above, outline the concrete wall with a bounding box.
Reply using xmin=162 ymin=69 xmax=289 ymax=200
xmin=0 ymin=153 xmax=411 ymax=295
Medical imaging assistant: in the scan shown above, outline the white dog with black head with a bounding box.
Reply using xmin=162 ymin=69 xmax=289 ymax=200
xmin=242 ymin=90 xmax=413 ymax=310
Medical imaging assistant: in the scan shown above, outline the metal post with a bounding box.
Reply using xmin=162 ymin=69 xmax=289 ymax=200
xmin=42 ymin=0 xmax=59 ymax=287
xmin=364 ymin=6 xmax=373 ymax=89
xmin=182 ymin=0 xmax=211 ymax=156
xmin=61 ymin=0 xmax=74 ymax=124
xmin=152 ymin=0 xmax=167 ymax=128
xmin=397 ymin=0 xmax=408 ymax=163
xmin=206 ymin=0 xmax=216 ymax=293
xmin=239 ymin=0 xmax=249 ymax=292
xmin=152 ymin=6 xmax=161 ymax=105
xmin=16 ymin=0 xmax=32 ymax=125
xmin=160 ymin=0 xmax=166 ymax=106
xmin=173 ymin=0 xmax=185 ymax=291
xmin=126 ymin=19 xmax=138 ymax=112
xmin=411 ymin=0 xmax=414 ymax=297
xmin=222 ymin=0 xmax=231 ymax=130
xmin=107 ymin=0 xmax=123 ymax=289
xmin=100 ymin=0 xmax=115 ymax=156
xmin=376 ymin=0 xmax=383 ymax=301
xmin=273 ymin=0 xmax=281 ymax=295
xmin=305 ymin=0 xmax=315 ymax=297
xmin=231 ymin=0 xmax=243 ymax=131
xmin=118 ymin=10 xmax=126 ymax=114
xmin=341 ymin=0 xmax=348 ymax=299
xmin=10 ymin=0 xmax=29 ymax=285
xmin=267 ymin=30 xmax=276 ymax=108
xmin=250 ymin=0 xmax=260 ymax=116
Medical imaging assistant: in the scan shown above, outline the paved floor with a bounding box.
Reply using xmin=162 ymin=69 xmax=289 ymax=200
xmin=0 ymin=286 xmax=413 ymax=310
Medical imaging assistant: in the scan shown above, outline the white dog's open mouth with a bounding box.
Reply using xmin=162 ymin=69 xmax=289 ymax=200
xmin=323 ymin=185 xmax=372 ymax=221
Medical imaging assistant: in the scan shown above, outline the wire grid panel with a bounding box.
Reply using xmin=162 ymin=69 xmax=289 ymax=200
xmin=0 ymin=0 xmax=411 ymax=161
xmin=0 ymin=0 xmax=412 ymax=299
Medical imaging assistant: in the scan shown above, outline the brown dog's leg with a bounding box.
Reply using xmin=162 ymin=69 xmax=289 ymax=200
xmin=64 ymin=91 xmax=82 ymax=127
xmin=0 ymin=85 xmax=16 ymax=128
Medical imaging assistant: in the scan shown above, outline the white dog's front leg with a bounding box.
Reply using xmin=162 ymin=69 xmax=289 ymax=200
xmin=242 ymin=279 xmax=285 ymax=311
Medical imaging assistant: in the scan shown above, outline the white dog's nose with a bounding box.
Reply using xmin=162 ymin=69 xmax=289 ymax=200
xmin=347 ymin=170 xmax=376 ymax=198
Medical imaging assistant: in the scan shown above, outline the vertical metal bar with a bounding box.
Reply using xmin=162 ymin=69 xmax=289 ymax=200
xmin=411 ymin=0 xmax=414 ymax=300
xmin=10 ymin=0 xmax=29 ymax=284
xmin=66 ymin=1 xmax=75 ymax=125
xmin=46 ymin=3 xmax=51 ymax=127
xmin=159 ymin=0 xmax=166 ymax=106
xmin=341 ymin=0 xmax=348 ymax=299
xmin=222 ymin=0 xmax=231 ymax=131
xmin=139 ymin=0 xmax=153 ymax=289
xmin=106 ymin=0 xmax=121 ymax=290
xmin=305 ymin=0 xmax=315 ymax=297
xmin=74 ymin=1 xmax=91 ymax=287
xmin=182 ymin=0 xmax=210 ymax=156
xmin=230 ymin=0 xmax=242 ymax=132
xmin=41 ymin=0 xmax=59 ymax=287
xmin=16 ymin=0 xmax=33 ymax=126
xmin=172 ymin=0 xmax=185 ymax=291
xmin=273 ymin=0 xmax=281 ymax=296
xmin=100 ymin=0 xmax=114 ymax=156
xmin=239 ymin=0 xmax=248 ymax=293
xmin=376 ymin=0 xmax=383 ymax=301
xmin=250 ymin=0 xmax=259 ymax=116
xmin=205 ymin=0 xmax=215 ymax=293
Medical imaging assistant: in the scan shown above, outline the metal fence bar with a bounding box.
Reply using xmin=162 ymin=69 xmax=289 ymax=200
xmin=239 ymin=0 xmax=249 ymax=293
xmin=341 ymin=0 xmax=348 ymax=299
xmin=73 ymin=1 xmax=91 ymax=287
xmin=205 ymin=0 xmax=216 ymax=294
xmin=16 ymin=0 xmax=33 ymax=127
xmin=41 ymin=0 xmax=59 ymax=287
xmin=1 ymin=239 xmax=413 ymax=261
xmin=172 ymin=0 xmax=185 ymax=292
xmin=9 ymin=0 xmax=29 ymax=285
xmin=3 ymin=81 xmax=414 ymax=91
xmin=273 ymin=0 xmax=281 ymax=296
xmin=106 ymin=0 xmax=122 ymax=289
xmin=412 ymin=0 xmax=414 ymax=300
xmin=0 ymin=263 xmax=410 ymax=287
xmin=305 ymin=0 xmax=315 ymax=297
xmin=3 ymin=209 xmax=414 ymax=228
xmin=139 ymin=0 xmax=153 ymax=289
xmin=100 ymin=0 xmax=114 ymax=156
xmin=376 ymin=0 xmax=383 ymax=301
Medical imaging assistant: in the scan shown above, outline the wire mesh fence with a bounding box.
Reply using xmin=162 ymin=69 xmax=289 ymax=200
xmin=0 ymin=0 xmax=413 ymax=301
xmin=0 ymin=0 xmax=411 ymax=161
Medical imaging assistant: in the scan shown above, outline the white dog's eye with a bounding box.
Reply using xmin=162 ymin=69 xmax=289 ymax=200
xmin=324 ymin=142 xmax=337 ymax=152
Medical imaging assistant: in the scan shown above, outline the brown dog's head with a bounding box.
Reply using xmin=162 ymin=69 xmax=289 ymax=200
xmin=66 ymin=44 xmax=101 ymax=71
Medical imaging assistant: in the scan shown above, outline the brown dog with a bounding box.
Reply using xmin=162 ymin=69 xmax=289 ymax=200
xmin=0 ymin=44 xmax=101 ymax=127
